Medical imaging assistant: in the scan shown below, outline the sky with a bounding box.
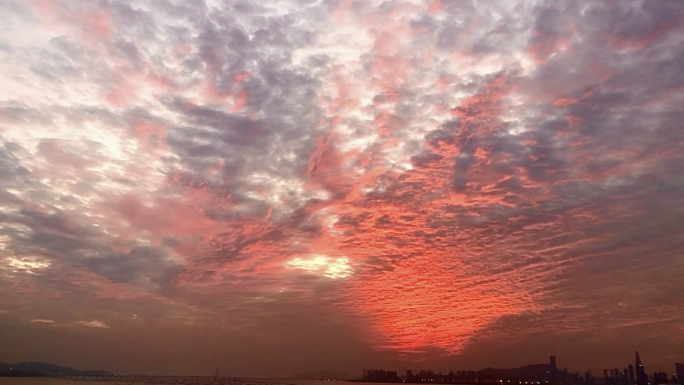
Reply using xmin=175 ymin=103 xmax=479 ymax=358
xmin=1 ymin=0 xmax=684 ymax=378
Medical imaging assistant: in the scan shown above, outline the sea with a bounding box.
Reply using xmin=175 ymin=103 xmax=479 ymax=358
xmin=0 ymin=378 xmax=386 ymax=385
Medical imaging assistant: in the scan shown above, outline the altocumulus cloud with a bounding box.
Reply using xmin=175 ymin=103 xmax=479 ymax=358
xmin=0 ymin=0 xmax=683 ymax=375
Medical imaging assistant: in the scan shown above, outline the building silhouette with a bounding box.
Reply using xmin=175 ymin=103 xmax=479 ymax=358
xmin=652 ymin=372 xmax=668 ymax=385
xmin=363 ymin=368 xmax=400 ymax=382
xmin=359 ymin=352 xmax=682 ymax=385
xmin=635 ymin=352 xmax=647 ymax=385
xmin=676 ymin=363 xmax=684 ymax=385
xmin=620 ymin=369 xmax=628 ymax=385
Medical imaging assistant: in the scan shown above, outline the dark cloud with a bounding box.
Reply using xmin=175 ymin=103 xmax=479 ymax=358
xmin=83 ymin=246 xmax=182 ymax=291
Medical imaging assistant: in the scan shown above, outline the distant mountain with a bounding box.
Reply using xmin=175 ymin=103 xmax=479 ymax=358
xmin=478 ymin=364 xmax=562 ymax=381
xmin=0 ymin=361 xmax=113 ymax=377
xmin=290 ymin=369 xmax=356 ymax=379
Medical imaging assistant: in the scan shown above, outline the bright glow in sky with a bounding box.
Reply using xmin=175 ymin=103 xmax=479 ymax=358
xmin=286 ymin=255 xmax=353 ymax=279
xmin=7 ymin=257 xmax=51 ymax=273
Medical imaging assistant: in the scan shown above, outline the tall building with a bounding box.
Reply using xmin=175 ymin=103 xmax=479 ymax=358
xmin=628 ymin=365 xmax=635 ymax=384
xmin=551 ymin=356 xmax=557 ymax=369
xmin=675 ymin=363 xmax=684 ymax=385
xmin=635 ymin=352 xmax=647 ymax=385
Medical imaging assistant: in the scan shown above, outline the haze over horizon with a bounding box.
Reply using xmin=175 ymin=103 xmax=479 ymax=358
xmin=1 ymin=0 xmax=684 ymax=378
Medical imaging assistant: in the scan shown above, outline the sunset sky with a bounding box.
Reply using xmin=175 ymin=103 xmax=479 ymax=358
xmin=1 ymin=0 xmax=684 ymax=377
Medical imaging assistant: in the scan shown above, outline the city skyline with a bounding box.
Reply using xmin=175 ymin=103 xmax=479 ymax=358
xmin=1 ymin=0 xmax=684 ymax=378
xmin=3 ymin=352 xmax=684 ymax=381
xmin=362 ymin=353 xmax=683 ymax=384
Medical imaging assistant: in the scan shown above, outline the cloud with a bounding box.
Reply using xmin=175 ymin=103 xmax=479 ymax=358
xmin=0 ymin=0 xmax=683 ymax=375
xmin=30 ymin=319 xmax=54 ymax=323
xmin=76 ymin=320 xmax=109 ymax=329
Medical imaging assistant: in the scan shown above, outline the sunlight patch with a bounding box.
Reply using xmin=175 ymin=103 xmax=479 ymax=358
xmin=7 ymin=257 xmax=51 ymax=273
xmin=76 ymin=320 xmax=109 ymax=328
xmin=286 ymin=255 xmax=353 ymax=279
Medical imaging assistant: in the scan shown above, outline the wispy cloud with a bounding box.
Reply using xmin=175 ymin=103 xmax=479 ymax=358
xmin=30 ymin=319 xmax=54 ymax=323
xmin=76 ymin=320 xmax=109 ymax=329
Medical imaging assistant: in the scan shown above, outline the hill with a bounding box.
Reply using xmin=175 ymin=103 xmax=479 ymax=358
xmin=0 ymin=361 xmax=113 ymax=377
xmin=290 ymin=369 xmax=356 ymax=379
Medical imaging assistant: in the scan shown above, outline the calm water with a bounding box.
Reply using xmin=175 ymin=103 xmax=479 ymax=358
xmin=0 ymin=380 xmax=127 ymax=385
xmin=0 ymin=379 xmax=380 ymax=385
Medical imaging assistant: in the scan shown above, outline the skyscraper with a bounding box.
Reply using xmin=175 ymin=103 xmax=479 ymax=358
xmin=675 ymin=363 xmax=684 ymax=385
xmin=551 ymin=356 xmax=557 ymax=369
xmin=635 ymin=352 xmax=647 ymax=385
xmin=629 ymin=365 xmax=635 ymax=384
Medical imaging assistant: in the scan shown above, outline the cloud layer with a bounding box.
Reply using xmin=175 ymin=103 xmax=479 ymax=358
xmin=1 ymin=0 xmax=684 ymax=376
